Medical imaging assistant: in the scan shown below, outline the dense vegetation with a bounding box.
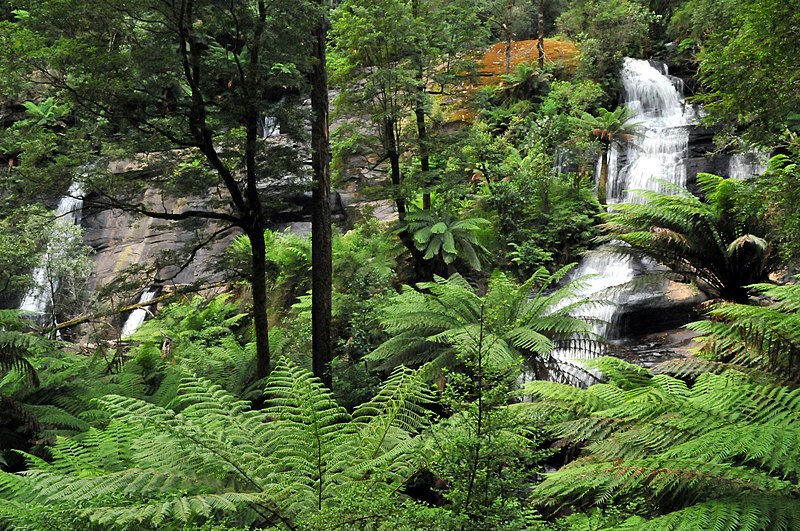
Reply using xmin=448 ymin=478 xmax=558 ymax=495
xmin=2 ymin=0 xmax=800 ymax=529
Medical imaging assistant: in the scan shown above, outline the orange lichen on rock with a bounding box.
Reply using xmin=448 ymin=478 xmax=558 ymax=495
xmin=447 ymin=38 xmax=579 ymax=122
xmin=478 ymin=38 xmax=578 ymax=84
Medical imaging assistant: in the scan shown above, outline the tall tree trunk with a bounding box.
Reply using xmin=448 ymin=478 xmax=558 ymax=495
xmin=310 ymin=5 xmax=332 ymax=389
xmin=415 ymin=67 xmax=431 ymax=211
xmin=412 ymin=0 xmax=431 ymax=211
xmin=385 ymin=118 xmax=406 ymax=220
xmin=537 ymin=0 xmax=545 ymax=69
xmin=598 ymin=150 xmax=608 ymax=205
xmin=504 ymin=0 xmax=514 ymax=75
xmin=249 ymin=226 xmax=271 ymax=380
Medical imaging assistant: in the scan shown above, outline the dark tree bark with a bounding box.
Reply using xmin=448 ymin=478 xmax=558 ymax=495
xmin=385 ymin=118 xmax=406 ymax=220
xmin=310 ymin=3 xmax=333 ymax=388
xmin=249 ymin=225 xmax=271 ymax=379
xmin=415 ymin=67 xmax=431 ymax=211
xmin=411 ymin=0 xmax=431 ymax=211
xmin=537 ymin=0 xmax=545 ymax=69
xmin=504 ymin=0 xmax=514 ymax=74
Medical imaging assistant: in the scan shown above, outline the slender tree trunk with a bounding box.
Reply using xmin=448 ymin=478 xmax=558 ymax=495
xmin=598 ymin=150 xmax=608 ymax=205
xmin=504 ymin=0 xmax=514 ymax=75
xmin=537 ymin=0 xmax=545 ymax=69
xmin=411 ymin=0 xmax=431 ymax=211
xmin=249 ymin=226 xmax=271 ymax=379
xmin=385 ymin=118 xmax=406 ymax=220
xmin=415 ymin=67 xmax=431 ymax=211
xmin=310 ymin=4 xmax=332 ymax=388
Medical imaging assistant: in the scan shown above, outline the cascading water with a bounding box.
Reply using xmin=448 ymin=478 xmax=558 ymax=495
xmin=607 ymin=59 xmax=695 ymax=203
xmin=556 ymin=58 xmax=695 ymax=362
xmin=120 ymin=287 xmax=158 ymax=338
xmin=728 ymin=151 xmax=769 ymax=180
xmin=19 ymin=182 xmax=85 ymax=319
xmin=261 ymin=115 xmax=279 ymax=138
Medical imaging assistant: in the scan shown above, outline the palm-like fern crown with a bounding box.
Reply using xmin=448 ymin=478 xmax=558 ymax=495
xmin=0 ymin=358 xmax=434 ymax=530
xmin=599 ymin=173 xmax=778 ymax=302
xmin=403 ymin=210 xmax=491 ymax=270
xmin=366 ymin=267 xmax=596 ymax=379
xmin=523 ymin=357 xmax=800 ymax=530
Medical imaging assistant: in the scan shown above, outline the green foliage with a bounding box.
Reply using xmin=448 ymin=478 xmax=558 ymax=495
xmin=749 ymin=145 xmax=800 ymax=265
xmin=127 ymin=294 xmax=263 ymax=399
xmin=224 ymin=229 xmax=312 ymax=313
xmin=0 ymin=206 xmax=50 ymax=308
xmin=367 ymin=267 xmax=597 ymax=379
xmin=427 ymin=358 xmax=551 ymax=529
xmin=0 ymin=358 xmax=435 ymax=530
xmin=524 ymin=357 xmax=800 ymax=529
xmin=0 ymin=310 xmax=50 ymax=386
xmin=697 ymin=0 xmax=800 ymax=143
xmin=599 ymin=173 xmax=779 ymax=302
xmin=496 ymin=63 xmax=552 ymax=104
xmin=27 ymin=219 xmax=94 ymax=328
xmin=556 ymin=0 xmax=654 ymax=89
xmin=404 ymin=210 xmax=491 ymax=273
xmin=490 ymin=168 xmax=600 ymax=276
xmin=686 ymin=279 xmax=800 ymax=383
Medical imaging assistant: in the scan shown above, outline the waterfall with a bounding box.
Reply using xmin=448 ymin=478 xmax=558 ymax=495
xmin=261 ymin=115 xmax=279 ymax=138
xmin=728 ymin=151 xmax=768 ymax=180
xmin=556 ymin=59 xmax=694 ymax=364
xmin=19 ymin=182 xmax=85 ymax=318
xmin=606 ymin=59 xmax=694 ymax=203
xmin=120 ymin=288 xmax=158 ymax=338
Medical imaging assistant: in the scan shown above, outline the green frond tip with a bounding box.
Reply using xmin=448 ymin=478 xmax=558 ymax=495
xmin=530 ymin=362 xmax=800 ymax=527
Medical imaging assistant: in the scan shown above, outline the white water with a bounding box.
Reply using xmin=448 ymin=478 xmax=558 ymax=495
xmin=606 ymin=59 xmax=695 ymax=203
xmin=261 ymin=116 xmax=279 ymax=138
xmin=120 ymin=288 xmax=158 ymax=338
xmin=728 ymin=151 xmax=768 ymax=180
xmin=556 ymin=59 xmax=695 ymax=364
xmin=19 ymin=182 xmax=85 ymax=317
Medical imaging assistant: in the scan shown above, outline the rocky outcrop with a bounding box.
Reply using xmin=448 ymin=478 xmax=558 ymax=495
xmin=613 ymin=280 xmax=708 ymax=338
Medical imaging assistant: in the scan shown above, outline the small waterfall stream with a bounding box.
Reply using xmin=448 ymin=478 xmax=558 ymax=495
xmin=557 ymin=59 xmax=696 ymax=363
xmin=19 ymin=182 xmax=85 ymax=319
xmin=120 ymin=288 xmax=158 ymax=338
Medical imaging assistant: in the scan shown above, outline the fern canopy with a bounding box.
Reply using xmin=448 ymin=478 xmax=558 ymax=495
xmin=0 ymin=358 xmax=434 ymax=530
xmin=600 ymin=173 xmax=779 ymax=303
xmin=686 ymin=278 xmax=800 ymax=383
xmin=366 ymin=267 xmax=597 ymax=380
xmin=523 ymin=357 xmax=800 ymax=530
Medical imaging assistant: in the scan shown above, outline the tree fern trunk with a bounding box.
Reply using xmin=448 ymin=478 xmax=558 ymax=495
xmin=598 ymin=150 xmax=609 ymax=205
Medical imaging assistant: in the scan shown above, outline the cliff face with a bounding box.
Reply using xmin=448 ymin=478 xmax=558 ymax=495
xmin=81 ymin=186 xmax=347 ymax=298
xmin=82 ymin=196 xmax=237 ymax=291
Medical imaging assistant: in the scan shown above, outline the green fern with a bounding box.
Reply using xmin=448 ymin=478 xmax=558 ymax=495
xmin=524 ymin=358 xmax=800 ymax=529
xmin=684 ymin=279 xmax=800 ymax=382
xmin=0 ymin=358 xmax=433 ymax=530
xmin=366 ymin=267 xmax=599 ymax=380
xmin=599 ymin=173 xmax=779 ymax=302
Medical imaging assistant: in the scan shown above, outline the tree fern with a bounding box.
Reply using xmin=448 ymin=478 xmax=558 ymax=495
xmin=523 ymin=358 xmax=800 ymax=529
xmin=684 ymin=279 xmax=800 ymax=382
xmin=366 ymin=267 xmax=598 ymax=380
xmin=0 ymin=358 xmax=434 ymax=530
xmin=599 ymin=173 xmax=779 ymax=302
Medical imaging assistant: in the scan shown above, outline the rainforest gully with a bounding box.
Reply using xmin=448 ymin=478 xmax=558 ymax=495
xmin=1 ymin=0 xmax=799 ymax=529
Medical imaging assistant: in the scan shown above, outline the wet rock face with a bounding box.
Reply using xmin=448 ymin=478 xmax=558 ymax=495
xmin=613 ymin=280 xmax=708 ymax=338
xmin=81 ymin=187 xmax=347 ymax=290
xmin=81 ymin=192 xmax=238 ymax=288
